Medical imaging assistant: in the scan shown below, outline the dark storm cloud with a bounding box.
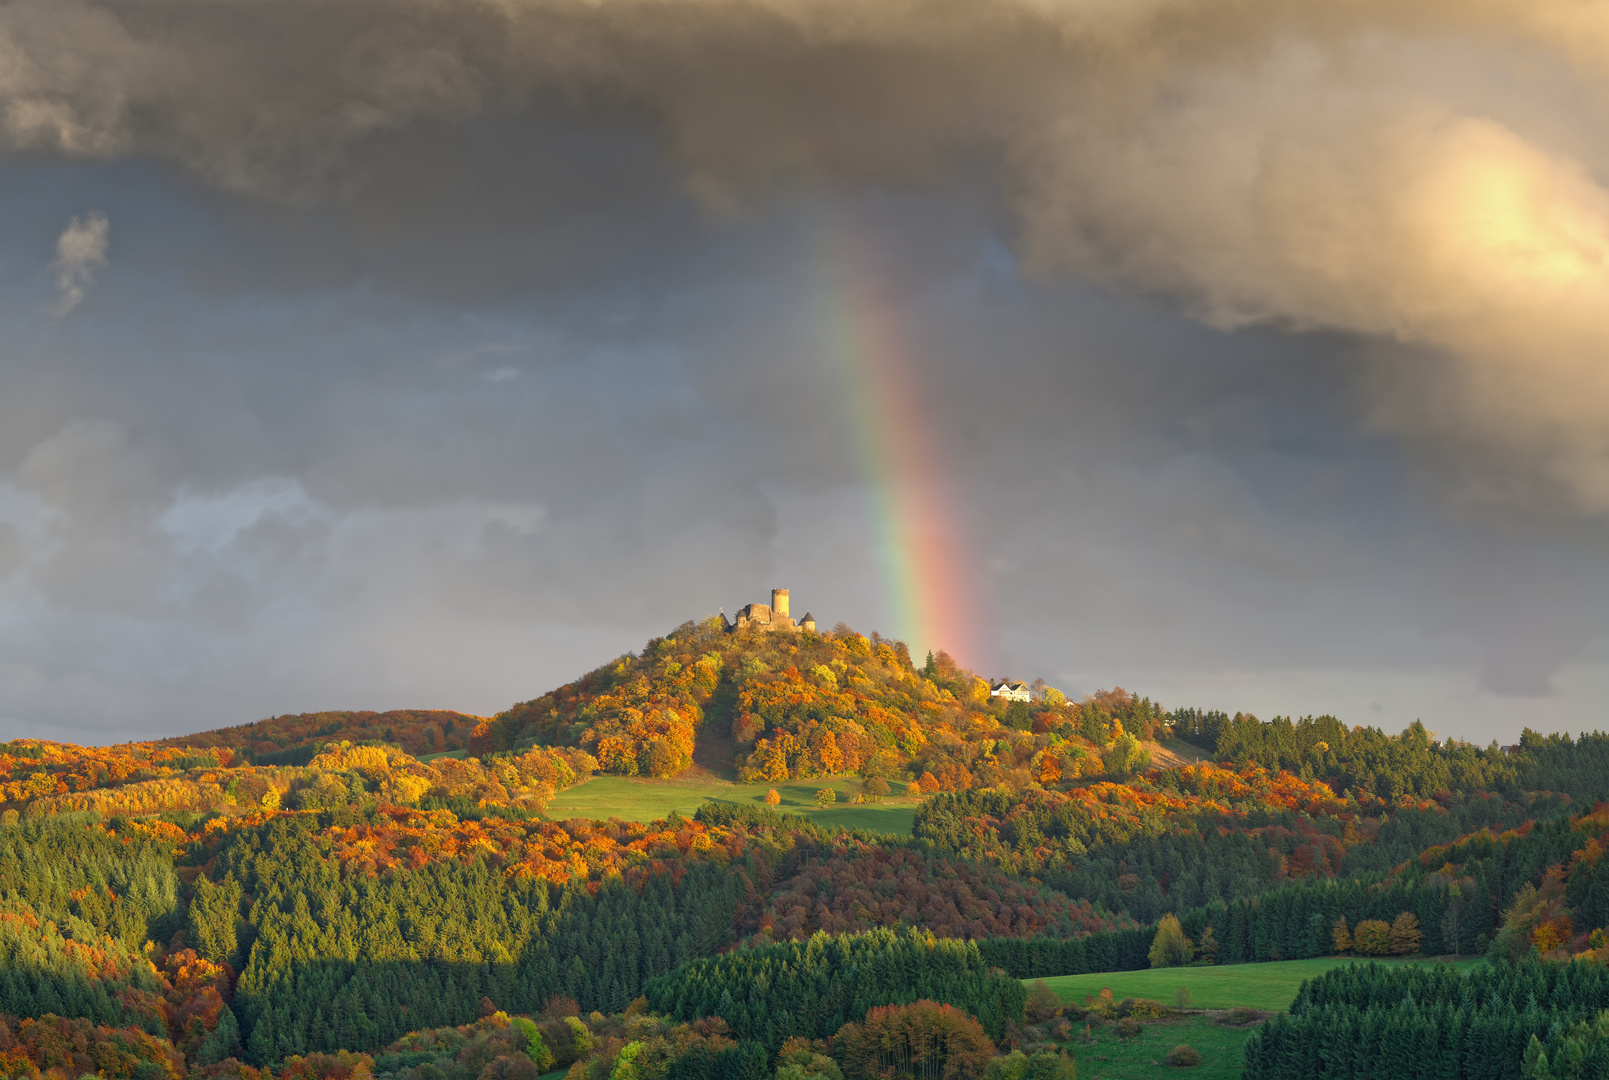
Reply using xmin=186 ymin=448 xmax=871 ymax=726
xmin=6 ymin=0 xmax=1609 ymax=514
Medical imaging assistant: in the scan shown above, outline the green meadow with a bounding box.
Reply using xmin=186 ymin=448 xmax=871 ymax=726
xmin=1036 ymin=956 xmax=1482 ymax=1078
xmin=1065 ymin=1015 xmax=1253 ymax=1080
xmin=1036 ymin=954 xmax=1482 ymax=1014
xmin=543 ymin=774 xmax=919 ymax=833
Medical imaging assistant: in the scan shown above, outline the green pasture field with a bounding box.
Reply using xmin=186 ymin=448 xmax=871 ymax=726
xmin=1067 ymin=1014 xmax=1253 ymax=1080
xmin=1035 ymin=954 xmax=1482 ymax=1014
xmin=1042 ymin=956 xmax=1482 ymax=1078
xmin=543 ymin=775 xmax=919 ymax=833
xmin=417 ymin=749 xmax=467 ymax=762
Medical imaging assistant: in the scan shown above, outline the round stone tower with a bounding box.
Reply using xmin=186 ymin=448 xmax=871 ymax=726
xmin=771 ymin=588 xmax=790 ymax=619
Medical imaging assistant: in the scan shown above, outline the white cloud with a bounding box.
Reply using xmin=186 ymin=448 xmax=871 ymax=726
xmin=158 ymin=476 xmax=326 ymax=556
xmin=48 ymin=212 xmax=108 ymax=315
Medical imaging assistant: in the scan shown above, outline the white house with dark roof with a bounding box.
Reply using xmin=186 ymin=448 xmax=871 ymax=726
xmin=990 ymin=680 xmax=1031 ymax=702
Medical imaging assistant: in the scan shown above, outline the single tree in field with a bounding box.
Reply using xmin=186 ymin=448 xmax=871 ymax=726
xmin=905 ymin=781 xmax=923 ymax=797
xmin=1148 ymin=913 xmax=1194 ymax=967
xmin=815 ymin=788 xmax=837 ymax=807
xmin=863 ymin=776 xmax=890 ymax=802
xmin=764 ymin=789 xmax=781 ymax=806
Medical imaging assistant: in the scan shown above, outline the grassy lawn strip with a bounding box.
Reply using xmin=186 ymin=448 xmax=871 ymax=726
xmin=1036 ymin=955 xmax=1483 ymax=1013
xmin=543 ymin=775 xmax=919 ymax=833
xmin=416 ymin=749 xmax=468 ymax=762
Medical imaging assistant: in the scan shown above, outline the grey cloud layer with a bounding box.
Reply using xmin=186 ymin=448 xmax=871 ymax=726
xmin=0 ymin=178 xmax=1601 ymax=741
xmin=1 ymin=0 xmax=1607 ymax=740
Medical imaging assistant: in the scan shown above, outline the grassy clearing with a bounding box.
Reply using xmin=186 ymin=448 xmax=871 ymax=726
xmin=1043 ymin=957 xmax=1482 ymax=1078
xmin=1065 ymin=1014 xmax=1252 ymax=1080
xmin=1036 ymin=955 xmax=1482 ymax=1014
xmin=544 ymin=775 xmax=919 ymax=833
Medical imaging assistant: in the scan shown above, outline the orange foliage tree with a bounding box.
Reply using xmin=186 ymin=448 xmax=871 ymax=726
xmin=833 ymin=1001 xmax=995 ymax=1080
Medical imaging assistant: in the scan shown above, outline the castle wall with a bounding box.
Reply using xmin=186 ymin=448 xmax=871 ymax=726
xmin=727 ymin=589 xmax=807 ymax=633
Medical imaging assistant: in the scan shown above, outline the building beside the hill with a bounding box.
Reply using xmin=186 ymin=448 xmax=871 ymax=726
xmin=990 ymin=680 xmax=1031 ymax=702
xmin=725 ymin=588 xmax=816 ymax=633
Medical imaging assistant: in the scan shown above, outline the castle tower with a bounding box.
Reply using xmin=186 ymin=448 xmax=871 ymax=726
xmin=771 ymin=588 xmax=790 ymax=619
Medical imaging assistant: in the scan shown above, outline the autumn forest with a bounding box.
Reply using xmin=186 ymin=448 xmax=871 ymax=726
xmin=4 ymin=614 xmax=1609 ymax=1080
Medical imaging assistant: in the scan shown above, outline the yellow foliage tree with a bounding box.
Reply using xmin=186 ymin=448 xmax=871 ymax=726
xmin=1353 ymin=920 xmax=1391 ymax=956
xmin=1148 ymin=913 xmax=1194 ymax=967
xmin=1389 ymin=912 xmax=1423 ymax=955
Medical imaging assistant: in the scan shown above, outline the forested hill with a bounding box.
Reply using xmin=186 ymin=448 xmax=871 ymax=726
xmin=118 ymin=614 xmax=1175 ymax=797
xmin=154 ymin=711 xmax=487 ymax=764
xmin=2 ymin=614 xmax=1609 ymax=1080
xmin=83 ymin=613 xmax=1590 ymax=812
xmin=483 ymin=615 xmax=1168 ymax=787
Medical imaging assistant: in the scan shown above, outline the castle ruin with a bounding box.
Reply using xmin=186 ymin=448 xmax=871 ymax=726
xmin=724 ymin=588 xmax=816 ymax=634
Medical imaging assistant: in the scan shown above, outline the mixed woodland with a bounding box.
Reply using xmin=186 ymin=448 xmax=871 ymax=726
xmin=2 ymin=615 xmax=1609 ymax=1080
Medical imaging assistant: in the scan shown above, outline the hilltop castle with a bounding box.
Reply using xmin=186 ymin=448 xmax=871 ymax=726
xmin=723 ymin=588 xmax=816 ymax=634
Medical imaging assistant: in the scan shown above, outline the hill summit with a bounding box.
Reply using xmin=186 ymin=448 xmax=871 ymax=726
xmin=0 ymin=589 xmax=1172 ymax=822
xmin=179 ymin=586 xmax=1167 ymax=789
xmin=485 ymin=590 xmax=1165 ymax=790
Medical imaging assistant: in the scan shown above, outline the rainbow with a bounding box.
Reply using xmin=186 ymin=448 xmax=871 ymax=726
xmin=819 ymin=217 xmax=975 ymax=664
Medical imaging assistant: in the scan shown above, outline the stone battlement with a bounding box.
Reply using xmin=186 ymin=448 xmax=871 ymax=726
xmin=724 ymin=588 xmax=816 ymax=634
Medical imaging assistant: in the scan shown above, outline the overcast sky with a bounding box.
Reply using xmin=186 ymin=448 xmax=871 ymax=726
xmin=1 ymin=0 xmax=1607 ymax=745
